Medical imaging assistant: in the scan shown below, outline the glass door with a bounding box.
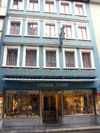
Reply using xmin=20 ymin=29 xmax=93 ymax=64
xmin=44 ymin=94 xmax=56 ymax=122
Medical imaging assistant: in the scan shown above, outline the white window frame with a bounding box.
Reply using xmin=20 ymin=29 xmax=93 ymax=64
xmin=10 ymin=0 xmax=24 ymax=10
xmin=80 ymin=49 xmax=95 ymax=69
xmin=22 ymin=46 xmax=39 ymax=68
xmin=59 ymin=1 xmax=72 ymax=15
xmin=74 ymin=2 xmax=87 ymax=16
xmin=6 ymin=17 xmax=22 ymax=36
xmin=61 ymin=22 xmax=75 ymax=39
xmin=43 ymin=47 xmax=60 ymax=68
xmin=44 ymin=0 xmax=56 ymax=13
xmin=25 ymin=19 xmax=40 ymax=37
xmin=63 ymin=48 xmax=78 ymax=69
xmin=27 ymin=0 xmax=40 ymax=12
xmin=2 ymin=45 xmax=20 ymax=67
xmin=43 ymin=20 xmax=58 ymax=38
xmin=77 ymin=23 xmax=91 ymax=41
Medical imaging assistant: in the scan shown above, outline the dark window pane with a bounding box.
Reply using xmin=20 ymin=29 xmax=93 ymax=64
xmin=26 ymin=50 xmax=36 ymax=66
xmin=46 ymin=51 xmax=50 ymax=66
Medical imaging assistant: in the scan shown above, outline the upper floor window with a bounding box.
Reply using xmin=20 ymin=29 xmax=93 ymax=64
xmin=28 ymin=23 xmax=38 ymax=36
xmin=22 ymin=46 xmax=39 ymax=68
xmin=7 ymin=18 xmax=22 ymax=36
xmin=80 ymin=49 xmax=95 ymax=69
xmin=77 ymin=23 xmax=90 ymax=40
xmin=44 ymin=0 xmax=56 ymax=13
xmin=44 ymin=20 xmax=57 ymax=38
xmin=74 ymin=2 xmax=86 ymax=16
xmin=61 ymin=22 xmax=75 ymax=39
xmin=10 ymin=0 xmax=24 ymax=10
xmin=60 ymin=1 xmax=71 ymax=14
xmin=0 ymin=0 xmax=2 ymax=6
xmin=27 ymin=0 xmax=40 ymax=11
xmin=2 ymin=46 xmax=20 ymax=67
xmin=10 ymin=22 xmax=20 ymax=35
xmin=43 ymin=47 xmax=59 ymax=68
xmin=63 ymin=48 xmax=78 ymax=69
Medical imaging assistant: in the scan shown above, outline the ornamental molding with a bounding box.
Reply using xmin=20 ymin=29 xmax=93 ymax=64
xmin=22 ymin=68 xmax=40 ymax=72
xmin=2 ymin=67 xmax=20 ymax=71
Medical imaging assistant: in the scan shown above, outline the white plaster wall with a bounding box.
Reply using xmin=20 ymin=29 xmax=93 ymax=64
xmin=0 ymin=0 xmax=8 ymax=16
xmin=90 ymin=3 xmax=100 ymax=62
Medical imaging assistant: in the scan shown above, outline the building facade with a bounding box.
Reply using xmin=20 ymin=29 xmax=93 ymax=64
xmin=0 ymin=0 xmax=100 ymax=128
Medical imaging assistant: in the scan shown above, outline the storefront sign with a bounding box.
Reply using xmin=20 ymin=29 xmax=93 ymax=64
xmin=64 ymin=89 xmax=93 ymax=93
xmin=6 ymin=90 xmax=39 ymax=94
xmin=0 ymin=94 xmax=4 ymax=97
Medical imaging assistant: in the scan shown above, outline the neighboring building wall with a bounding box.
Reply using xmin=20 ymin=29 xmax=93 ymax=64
xmin=90 ymin=3 xmax=100 ymax=62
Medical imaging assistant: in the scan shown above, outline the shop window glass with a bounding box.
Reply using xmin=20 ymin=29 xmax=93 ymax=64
xmin=58 ymin=91 xmax=62 ymax=116
xmin=63 ymin=92 xmax=94 ymax=116
xmin=95 ymin=95 xmax=100 ymax=115
xmin=4 ymin=92 xmax=40 ymax=118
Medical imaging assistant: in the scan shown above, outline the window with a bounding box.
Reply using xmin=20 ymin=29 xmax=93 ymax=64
xmin=80 ymin=49 xmax=95 ymax=69
xmin=63 ymin=48 xmax=78 ymax=69
xmin=0 ymin=0 xmax=2 ymax=6
xmin=65 ymin=52 xmax=74 ymax=67
xmin=7 ymin=18 xmax=22 ymax=36
xmin=28 ymin=23 xmax=38 ymax=36
xmin=26 ymin=50 xmax=36 ymax=66
xmin=43 ymin=47 xmax=59 ymax=68
xmin=60 ymin=1 xmax=71 ymax=14
xmin=44 ymin=0 xmax=56 ymax=13
xmin=27 ymin=0 xmax=40 ymax=11
xmin=77 ymin=23 xmax=90 ymax=40
xmin=4 ymin=90 xmax=40 ymax=118
xmin=74 ymin=2 xmax=86 ymax=16
xmin=63 ymin=90 xmax=95 ymax=116
xmin=10 ymin=0 xmax=24 ymax=10
xmin=2 ymin=46 xmax=20 ymax=67
xmin=22 ymin=46 xmax=39 ymax=68
xmin=45 ymin=24 xmax=55 ymax=37
xmin=82 ymin=53 xmax=91 ymax=68
xmin=6 ymin=49 xmax=18 ymax=66
xmin=46 ymin=51 xmax=56 ymax=67
xmin=44 ymin=20 xmax=57 ymax=38
xmin=10 ymin=22 xmax=20 ymax=35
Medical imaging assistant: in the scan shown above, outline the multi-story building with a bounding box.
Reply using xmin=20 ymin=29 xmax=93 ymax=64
xmin=0 ymin=0 xmax=100 ymax=128
xmin=0 ymin=0 xmax=8 ymax=129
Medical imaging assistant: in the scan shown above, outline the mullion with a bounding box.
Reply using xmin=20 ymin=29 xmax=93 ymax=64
xmin=14 ymin=23 xmax=16 ymax=34
xmin=11 ymin=50 xmax=14 ymax=65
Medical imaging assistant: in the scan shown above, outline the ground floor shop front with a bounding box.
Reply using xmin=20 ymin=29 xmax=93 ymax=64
xmin=2 ymin=89 xmax=100 ymax=127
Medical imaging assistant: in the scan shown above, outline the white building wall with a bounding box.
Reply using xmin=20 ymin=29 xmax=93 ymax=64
xmin=90 ymin=3 xmax=100 ymax=62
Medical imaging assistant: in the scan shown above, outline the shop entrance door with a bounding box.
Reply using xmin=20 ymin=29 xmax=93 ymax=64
xmin=44 ymin=93 xmax=56 ymax=122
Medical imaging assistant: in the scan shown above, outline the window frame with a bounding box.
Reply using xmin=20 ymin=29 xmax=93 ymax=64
xmin=43 ymin=47 xmax=59 ymax=68
xmin=6 ymin=18 xmax=22 ymax=36
xmin=2 ymin=46 xmax=20 ymax=67
xmin=74 ymin=2 xmax=87 ymax=16
xmin=59 ymin=1 xmax=72 ymax=15
xmin=10 ymin=0 xmax=24 ymax=10
xmin=44 ymin=20 xmax=58 ymax=38
xmin=80 ymin=49 xmax=95 ymax=69
xmin=61 ymin=22 xmax=75 ymax=39
xmin=25 ymin=19 xmax=40 ymax=37
xmin=77 ymin=23 xmax=91 ymax=41
xmin=44 ymin=0 xmax=56 ymax=13
xmin=22 ymin=46 xmax=39 ymax=68
xmin=63 ymin=48 xmax=78 ymax=69
xmin=27 ymin=0 xmax=40 ymax=12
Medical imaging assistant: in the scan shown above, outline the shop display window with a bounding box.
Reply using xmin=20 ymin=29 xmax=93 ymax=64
xmin=4 ymin=92 xmax=40 ymax=118
xmin=0 ymin=97 xmax=3 ymax=119
xmin=63 ymin=92 xmax=94 ymax=116
xmin=58 ymin=92 xmax=62 ymax=116
xmin=95 ymin=95 xmax=100 ymax=115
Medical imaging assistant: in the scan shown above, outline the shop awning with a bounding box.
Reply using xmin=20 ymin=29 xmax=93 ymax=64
xmin=2 ymin=78 xmax=99 ymax=82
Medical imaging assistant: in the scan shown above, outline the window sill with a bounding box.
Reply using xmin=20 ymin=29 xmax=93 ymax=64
xmin=43 ymin=36 xmax=58 ymax=39
xmin=22 ymin=66 xmax=40 ymax=69
xmin=63 ymin=67 xmax=79 ymax=70
xmin=75 ymin=14 xmax=87 ymax=17
xmin=9 ymin=9 xmax=24 ymax=11
xmin=5 ymin=34 xmax=22 ymax=37
xmin=65 ymin=38 xmax=76 ymax=40
xmin=43 ymin=11 xmax=57 ymax=14
xmin=24 ymin=35 xmax=40 ymax=38
xmin=26 ymin=10 xmax=40 ymax=13
xmin=1 ymin=65 xmax=20 ymax=68
xmin=60 ymin=13 xmax=72 ymax=16
xmin=78 ymin=39 xmax=92 ymax=42
xmin=81 ymin=68 xmax=96 ymax=70
xmin=43 ymin=67 xmax=60 ymax=70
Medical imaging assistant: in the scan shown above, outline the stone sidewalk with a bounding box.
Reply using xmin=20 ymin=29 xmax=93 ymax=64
xmin=1 ymin=123 xmax=100 ymax=133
